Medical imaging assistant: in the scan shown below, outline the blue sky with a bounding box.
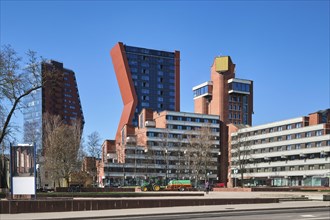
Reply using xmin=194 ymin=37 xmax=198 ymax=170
xmin=1 ymin=0 xmax=329 ymax=142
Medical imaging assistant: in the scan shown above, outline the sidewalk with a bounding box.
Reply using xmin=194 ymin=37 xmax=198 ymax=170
xmin=1 ymin=191 xmax=329 ymax=220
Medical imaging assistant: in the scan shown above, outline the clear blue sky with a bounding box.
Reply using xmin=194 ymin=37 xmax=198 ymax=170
xmin=1 ymin=0 xmax=329 ymax=142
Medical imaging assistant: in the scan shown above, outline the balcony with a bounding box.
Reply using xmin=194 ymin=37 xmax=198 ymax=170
xmin=145 ymin=121 xmax=156 ymax=127
xmin=126 ymin=136 xmax=136 ymax=144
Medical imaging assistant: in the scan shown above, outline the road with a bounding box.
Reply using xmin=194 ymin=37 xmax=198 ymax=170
xmin=98 ymin=207 xmax=330 ymax=220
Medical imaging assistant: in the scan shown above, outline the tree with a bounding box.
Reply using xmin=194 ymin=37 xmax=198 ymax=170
xmin=0 ymin=45 xmax=47 ymax=146
xmin=186 ymin=124 xmax=216 ymax=187
xmin=1 ymin=45 xmax=48 ymax=188
xmin=87 ymin=131 xmax=102 ymax=158
xmin=86 ymin=131 xmax=102 ymax=186
xmin=230 ymin=131 xmax=253 ymax=187
xmin=43 ymin=113 xmax=83 ymax=187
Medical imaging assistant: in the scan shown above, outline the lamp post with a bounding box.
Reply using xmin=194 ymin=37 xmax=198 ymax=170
xmin=165 ymin=149 xmax=168 ymax=185
xmin=144 ymin=148 xmax=148 ymax=180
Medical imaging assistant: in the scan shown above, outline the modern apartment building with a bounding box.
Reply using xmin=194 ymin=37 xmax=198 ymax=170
xmin=22 ymin=60 xmax=84 ymax=188
xmin=193 ymin=56 xmax=253 ymax=125
xmin=110 ymin=42 xmax=180 ymax=144
xmin=192 ymin=55 xmax=254 ymax=184
xmin=228 ymin=109 xmax=330 ymax=187
xmin=102 ymin=110 xmax=220 ymax=187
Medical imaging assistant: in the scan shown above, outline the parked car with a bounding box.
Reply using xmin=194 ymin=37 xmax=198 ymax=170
xmin=211 ymin=182 xmax=225 ymax=190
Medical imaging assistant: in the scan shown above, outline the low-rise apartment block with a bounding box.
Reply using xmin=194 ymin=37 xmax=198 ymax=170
xmin=103 ymin=109 xmax=220 ymax=187
xmin=228 ymin=109 xmax=330 ymax=187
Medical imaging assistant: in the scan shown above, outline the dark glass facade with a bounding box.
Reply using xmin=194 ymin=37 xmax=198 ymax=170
xmin=124 ymin=45 xmax=177 ymax=126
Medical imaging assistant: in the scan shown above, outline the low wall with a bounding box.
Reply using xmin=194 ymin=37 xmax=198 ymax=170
xmin=0 ymin=198 xmax=279 ymax=214
xmin=55 ymin=187 xmax=136 ymax=192
xmin=213 ymin=188 xmax=252 ymax=192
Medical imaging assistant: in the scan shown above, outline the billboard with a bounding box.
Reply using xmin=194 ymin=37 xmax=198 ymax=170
xmin=10 ymin=144 xmax=36 ymax=195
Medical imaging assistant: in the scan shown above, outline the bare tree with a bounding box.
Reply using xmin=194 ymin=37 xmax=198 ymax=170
xmin=0 ymin=45 xmax=47 ymax=146
xmin=86 ymin=131 xmax=102 ymax=186
xmin=87 ymin=131 xmax=102 ymax=158
xmin=186 ymin=124 xmax=216 ymax=187
xmin=43 ymin=113 xmax=83 ymax=187
xmin=230 ymin=131 xmax=253 ymax=187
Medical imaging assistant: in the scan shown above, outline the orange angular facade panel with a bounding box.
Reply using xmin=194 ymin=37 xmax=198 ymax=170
xmin=110 ymin=43 xmax=138 ymax=142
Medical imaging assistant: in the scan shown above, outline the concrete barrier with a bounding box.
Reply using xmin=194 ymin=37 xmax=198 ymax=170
xmin=323 ymin=194 xmax=330 ymax=201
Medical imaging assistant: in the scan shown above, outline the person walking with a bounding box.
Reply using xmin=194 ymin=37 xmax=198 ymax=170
xmin=205 ymin=181 xmax=210 ymax=194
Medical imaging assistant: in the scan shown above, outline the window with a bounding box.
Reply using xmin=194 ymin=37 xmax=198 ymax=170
xmin=299 ymin=166 xmax=304 ymax=170
xmin=286 ymin=124 xmax=292 ymax=130
xmin=270 ymin=128 xmax=274 ymax=133
xmin=286 ymin=145 xmax=292 ymax=150
xmin=186 ymin=118 xmax=191 ymax=122
xmin=316 ymin=130 xmax=322 ymax=136
xmin=177 ymin=116 xmax=182 ymax=121
xmin=327 ymin=140 xmax=330 ymax=146
xmin=295 ymin=133 xmax=301 ymax=139
xmin=316 ymin=142 xmax=322 ymax=147
xmin=177 ymin=125 xmax=182 ymax=130
xmin=306 ymin=131 xmax=312 ymax=137
xmin=278 ymin=136 xmax=282 ymax=141
xmin=286 ymin=135 xmax=292 ymax=140
xmin=296 ymin=123 xmax=302 ymax=128
xmin=306 ymin=143 xmax=312 ymax=148
xmin=261 ymin=129 xmax=266 ymax=134
xmin=295 ymin=144 xmax=301 ymax=149
xmin=308 ymin=165 xmax=314 ymax=170
xmin=319 ymin=165 xmax=325 ymax=169
xmin=278 ymin=126 xmax=283 ymax=131
xmin=261 ymin=139 xmax=266 ymax=144
xmin=269 ymin=137 xmax=274 ymax=142
xmin=289 ymin=166 xmax=295 ymax=171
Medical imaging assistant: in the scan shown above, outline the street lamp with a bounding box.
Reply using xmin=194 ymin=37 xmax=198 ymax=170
xmin=144 ymin=148 xmax=148 ymax=180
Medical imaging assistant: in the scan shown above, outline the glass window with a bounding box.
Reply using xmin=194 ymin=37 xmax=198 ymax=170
xmin=286 ymin=135 xmax=292 ymax=140
xmin=306 ymin=131 xmax=312 ymax=137
xmin=316 ymin=130 xmax=322 ymax=136
xmin=278 ymin=126 xmax=283 ymax=131
xmin=306 ymin=143 xmax=312 ymax=148
xmin=286 ymin=124 xmax=292 ymax=130
xmin=295 ymin=144 xmax=301 ymax=149
xmin=295 ymin=133 xmax=301 ymax=139
xmin=316 ymin=142 xmax=322 ymax=147
xmin=296 ymin=123 xmax=302 ymax=128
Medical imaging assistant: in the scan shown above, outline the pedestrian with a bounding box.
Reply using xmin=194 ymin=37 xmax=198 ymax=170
xmin=205 ymin=181 xmax=209 ymax=194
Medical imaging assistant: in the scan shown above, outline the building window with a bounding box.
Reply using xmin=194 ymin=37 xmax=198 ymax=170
xmin=286 ymin=135 xmax=292 ymax=140
xmin=289 ymin=166 xmax=295 ymax=171
xmin=296 ymin=123 xmax=302 ymax=128
xmin=177 ymin=125 xmax=182 ymax=130
xmin=269 ymin=137 xmax=274 ymax=142
xmin=286 ymin=124 xmax=292 ymax=130
xmin=278 ymin=136 xmax=282 ymax=141
xmin=306 ymin=131 xmax=312 ymax=137
xmin=299 ymin=166 xmax=304 ymax=170
xmin=316 ymin=130 xmax=322 ymax=136
xmin=186 ymin=118 xmax=191 ymax=122
xmin=306 ymin=143 xmax=312 ymax=148
xmin=278 ymin=126 xmax=283 ymax=131
xmin=319 ymin=165 xmax=325 ymax=169
xmin=261 ymin=139 xmax=266 ymax=144
xmin=308 ymin=165 xmax=314 ymax=170
xmin=270 ymin=128 xmax=274 ymax=133
xmin=286 ymin=145 xmax=292 ymax=150
xmin=167 ymin=115 xmax=173 ymax=120
xmin=316 ymin=141 xmax=322 ymax=147
xmin=295 ymin=133 xmax=301 ymax=139
xmin=295 ymin=144 xmax=301 ymax=149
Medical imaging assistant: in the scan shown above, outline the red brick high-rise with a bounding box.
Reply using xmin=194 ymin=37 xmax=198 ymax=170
xmin=193 ymin=56 xmax=253 ymax=184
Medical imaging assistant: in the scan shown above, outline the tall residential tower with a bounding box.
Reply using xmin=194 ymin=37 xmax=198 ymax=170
xmin=110 ymin=42 xmax=180 ymax=142
xmin=193 ymin=55 xmax=254 ymax=184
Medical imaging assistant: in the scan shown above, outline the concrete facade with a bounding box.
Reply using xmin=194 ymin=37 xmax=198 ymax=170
xmin=103 ymin=110 xmax=220 ymax=187
xmin=228 ymin=109 xmax=330 ymax=187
